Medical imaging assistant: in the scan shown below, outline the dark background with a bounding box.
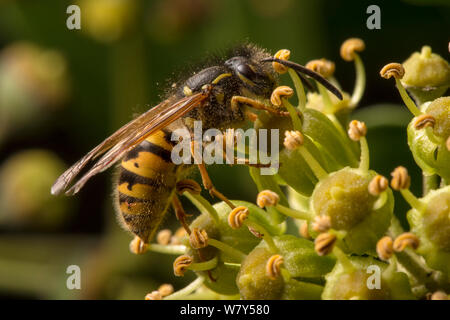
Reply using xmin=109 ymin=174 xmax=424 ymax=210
xmin=0 ymin=0 xmax=448 ymax=299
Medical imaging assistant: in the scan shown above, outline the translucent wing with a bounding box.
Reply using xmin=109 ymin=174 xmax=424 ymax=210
xmin=51 ymin=90 xmax=210 ymax=196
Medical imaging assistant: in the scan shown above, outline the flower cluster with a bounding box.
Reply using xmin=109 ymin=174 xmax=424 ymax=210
xmin=136 ymin=39 xmax=449 ymax=300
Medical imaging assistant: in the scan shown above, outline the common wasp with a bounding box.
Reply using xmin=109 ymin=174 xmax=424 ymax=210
xmin=51 ymin=44 xmax=342 ymax=252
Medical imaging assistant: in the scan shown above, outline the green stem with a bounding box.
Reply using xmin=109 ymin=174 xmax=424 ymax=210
xmin=188 ymin=256 xmax=218 ymax=272
xmin=275 ymin=204 xmax=312 ymax=220
xmin=394 ymin=78 xmax=421 ymax=117
xmin=297 ymin=147 xmax=328 ymax=180
xmin=332 ymin=246 xmax=355 ymax=272
xmin=285 ymin=100 xmax=302 ymax=131
xmin=350 ymin=54 xmax=366 ymax=107
xmin=400 ymin=189 xmax=425 ymax=212
xmin=288 ymin=69 xmax=306 ymax=110
xmin=244 ymin=221 xmax=277 ymax=252
xmin=164 ymin=276 xmax=205 ymax=300
xmin=423 ymin=173 xmax=438 ymax=196
xmin=208 ymin=238 xmax=247 ymax=262
xmin=147 ymin=244 xmax=186 ymax=255
xmin=184 ymin=192 xmax=220 ymax=224
xmin=318 ymin=82 xmax=333 ymax=113
xmin=359 ymin=137 xmax=370 ymax=172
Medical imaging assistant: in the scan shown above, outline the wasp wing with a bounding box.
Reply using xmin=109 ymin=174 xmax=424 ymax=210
xmin=51 ymin=91 xmax=210 ymax=196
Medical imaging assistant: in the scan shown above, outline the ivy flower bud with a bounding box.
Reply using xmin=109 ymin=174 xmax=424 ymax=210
xmin=340 ymin=38 xmax=365 ymax=62
xmin=173 ymin=255 xmax=193 ymax=277
xmin=348 ymin=120 xmax=367 ymax=141
xmin=273 ymin=49 xmax=290 ymax=74
xmin=376 ymin=236 xmax=394 ymax=261
xmin=401 ymin=46 xmax=450 ymax=104
xmin=393 ymin=233 xmax=420 ymax=252
xmin=266 ymin=254 xmax=284 ymax=280
xmin=270 ymin=86 xmax=294 ymax=107
xmin=256 ymin=190 xmax=280 ymax=208
xmin=306 ymin=59 xmax=335 ymax=78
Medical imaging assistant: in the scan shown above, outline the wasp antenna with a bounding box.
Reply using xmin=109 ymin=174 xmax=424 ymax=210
xmin=262 ymin=58 xmax=343 ymax=100
xmin=297 ymin=73 xmax=315 ymax=92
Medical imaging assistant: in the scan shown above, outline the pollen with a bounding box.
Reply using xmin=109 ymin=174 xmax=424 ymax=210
xmin=273 ymin=49 xmax=291 ymax=74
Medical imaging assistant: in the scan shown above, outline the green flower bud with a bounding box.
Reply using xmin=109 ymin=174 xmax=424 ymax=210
xmin=0 ymin=150 xmax=72 ymax=228
xmin=401 ymin=46 xmax=450 ymax=105
xmin=322 ymin=256 xmax=415 ymax=300
xmin=281 ymin=278 xmax=323 ymax=300
xmin=237 ymin=247 xmax=285 ymax=299
xmin=407 ymin=97 xmax=450 ymax=181
xmin=311 ymin=167 xmax=394 ymax=254
xmin=407 ymin=186 xmax=450 ymax=275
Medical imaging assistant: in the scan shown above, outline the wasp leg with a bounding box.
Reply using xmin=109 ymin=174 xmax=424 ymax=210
xmin=172 ymin=194 xmax=192 ymax=235
xmin=231 ymin=96 xmax=290 ymax=117
xmin=190 ymin=140 xmax=236 ymax=209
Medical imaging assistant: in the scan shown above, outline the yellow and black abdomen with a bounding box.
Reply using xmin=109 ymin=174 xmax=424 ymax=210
xmin=115 ymin=129 xmax=178 ymax=243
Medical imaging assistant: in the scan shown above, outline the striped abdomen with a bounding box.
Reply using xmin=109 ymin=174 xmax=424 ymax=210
xmin=115 ymin=129 xmax=178 ymax=242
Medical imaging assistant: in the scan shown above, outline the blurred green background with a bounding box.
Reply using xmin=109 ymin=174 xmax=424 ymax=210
xmin=0 ymin=0 xmax=448 ymax=299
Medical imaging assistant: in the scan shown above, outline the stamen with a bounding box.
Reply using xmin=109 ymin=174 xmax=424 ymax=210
xmin=340 ymin=38 xmax=365 ymax=62
xmin=413 ymin=114 xmax=436 ymax=130
xmin=390 ymin=166 xmax=411 ymax=190
xmin=189 ymin=228 xmax=209 ymax=249
xmin=145 ymin=291 xmax=162 ymax=300
xmin=393 ymin=232 xmax=420 ymax=252
xmin=430 ymin=291 xmax=449 ymax=300
xmin=273 ymin=49 xmax=290 ymax=74
xmin=270 ymin=86 xmax=294 ymax=106
xmin=158 ymin=283 xmax=174 ymax=297
xmin=380 ymin=63 xmax=421 ymax=117
xmin=208 ymin=238 xmax=247 ymax=262
xmin=348 ymin=120 xmax=369 ymax=171
xmin=129 ymin=236 xmax=148 ymax=255
xmin=228 ymin=206 xmax=249 ymax=229
xmin=368 ymin=175 xmax=389 ymax=196
xmin=157 ymin=229 xmax=172 ymax=245
xmin=312 ymin=215 xmax=331 ymax=233
xmin=376 ymin=236 xmax=394 ymax=261
xmin=266 ymin=254 xmax=284 ymax=280
xmin=147 ymin=243 xmax=187 ymax=255
xmin=173 ymin=255 xmax=193 ymax=277
xmin=306 ymin=59 xmax=335 ymax=78
xmin=284 ymin=130 xmax=304 ymax=150
xmin=170 ymin=227 xmax=187 ymax=245
xmin=176 ymin=179 xmax=202 ymax=195
xmin=256 ymin=190 xmax=280 ymax=208
xmin=164 ymin=276 xmax=205 ymax=300
xmin=187 ymin=256 xmax=218 ymax=272
xmin=299 ymin=222 xmax=310 ymax=239
xmin=314 ymin=232 xmax=337 ymax=256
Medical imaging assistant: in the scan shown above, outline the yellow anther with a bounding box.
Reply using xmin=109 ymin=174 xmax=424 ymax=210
xmin=156 ymin=229 xmax=172 ymax=245
xmin=376 ymin=236 xmax=394 ymax=261
xmin=176 ymin=179 xmax=202 ymax=195
xmin=413 ymin=114 xmax=436 ymax=130
xmin=283 ymin=130 xmax=304 ymax=150
xmin=158 ymin=283 xmax=174 ymax=297
xmin=266 ymin=254 xmax=284 ymax=280
xmin=368 ymin=175 xmax=389 ymax=196
xmin=273 ymin=49 xmax=291 ymax=74
xmin=390 ymin=166 xmax=411 ymax=190
xmin=256 ymin=190 xmax=280 ymax=208
xmin=270 ymin=86 xmax=294 ymax=107
xmin=299 ymin=222 xmax=310 ymax=239
xmin=430 ymin=291 xmax=448 ymax=300
xmin=380 ymin=63 xmax=405 ymax=79
xmin=228 ymin=206 xmax=249 ymax=229
xmin=170 ymin=227 xmax=187 ymax=245
xmin=312 ymin=215 xmax=331 ymax=233
xmin=173 ymin=255 xmax=193 ymax=277
xmin=145 ymin=291 xmax=162 ymax=300
xmin=393 ymin=232 xmax=420 ymax=252
xmin=314 ymin=232 xmax=337 ymax=256
xmin=129 ymin=236 xmax=148 ymax=255
xmin=305 ymin=58 xmax=336 ymax=78
xmin=189 ymin=228 xmax=209 ymax=249
xmin=348 ymin=120 xmax=367 ymax=141
xmin=340 ymin=38 xmax=365 ymax=61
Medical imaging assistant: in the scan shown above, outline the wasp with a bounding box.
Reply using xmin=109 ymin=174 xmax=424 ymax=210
xmin=51 ymin=44 xmax=342 ymax=252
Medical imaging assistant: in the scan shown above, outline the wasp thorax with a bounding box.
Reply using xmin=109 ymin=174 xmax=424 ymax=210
xmin=311 ymin=168 xmax=376 ymax=231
